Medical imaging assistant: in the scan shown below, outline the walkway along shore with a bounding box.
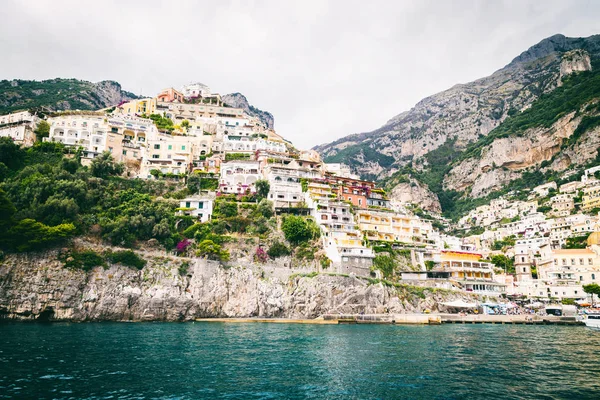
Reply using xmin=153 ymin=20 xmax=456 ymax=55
xmin=196 ymin=314 xmax=584 ymax=326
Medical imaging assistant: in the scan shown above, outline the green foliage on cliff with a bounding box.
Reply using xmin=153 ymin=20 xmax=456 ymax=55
xmin=106 ymin=250 xmax=147 ymax=269
xmin=281 ymin=215 xmax=320 ymax=245
xmin=324 ymin=142 xmax=395 ymax=169
xmin=460 ymin=65 xmax=600 ymax=161
xmin=0 ymin=137 xmax=180 ymax=252
xmin=0 ymin=78 xmax=138 ymax=115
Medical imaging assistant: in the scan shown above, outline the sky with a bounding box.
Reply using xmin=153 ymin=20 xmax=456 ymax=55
xmin=1 ymin=0 xmax=599 ymax=149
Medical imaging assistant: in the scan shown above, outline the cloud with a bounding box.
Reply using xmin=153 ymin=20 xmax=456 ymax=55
xmin=1 ymin=0 xmax=599 ymax=149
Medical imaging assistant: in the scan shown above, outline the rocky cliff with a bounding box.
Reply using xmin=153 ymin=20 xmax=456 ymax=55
xmin=0 ymin=250 xmax=471 ymax=321
xmin=315 ymin=34 xmax=600 ymax=211
xmin=222 ymin=92 xmax=275 ymax=129
xmin=0 ymin=78 xmax=139 ymax=115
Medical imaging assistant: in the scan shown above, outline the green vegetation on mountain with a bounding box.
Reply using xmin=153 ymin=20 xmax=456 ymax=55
xmin=0 ymin=138 xmax=181 ymax=252
xmin=323 ymin=142 xmax=395 ymax=170
xmin=0 ymin=79 xmax=138 ymax=115
xmin=460 ymin=63 xmax=600 ymax=161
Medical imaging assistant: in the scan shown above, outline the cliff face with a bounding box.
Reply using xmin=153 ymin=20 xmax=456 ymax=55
xmin=388 ymin=178 xmax=442 ymax=214
xmin=0 ymin=79 xmax=139 ymax=115
xmin=0 ymin=251 xmax=469 ymax=321
xmin=222 ymin=92 xmax=275 ymax=129
xmin=314 ymin=34 xmax=600 ymax=207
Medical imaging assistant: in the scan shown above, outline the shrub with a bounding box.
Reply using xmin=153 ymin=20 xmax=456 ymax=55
xmin=178 ymin=261 xmax=190 ymax=276
xmin=106 ymin=250 xmax=146 ymax=270
xmin=254 ymin=247 xmax=269 ymax=263
xmin=373 ymin=254 xmax=395 ymax=279
xmin=214 ymin=201 xmax=238 ymax=218
xmin=267 ymin=241 xmax=291 ymax=258
xmin=257 ymin=198 xmax=274 ymax=218
xmin=63 ymin=249 xmax=105 ymax=271
xmin=196 ymin=240 xmax=230 ymax=261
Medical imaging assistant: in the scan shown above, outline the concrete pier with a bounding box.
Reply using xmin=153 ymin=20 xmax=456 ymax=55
xmin=196 ymin=314 xmax=584 ymax=326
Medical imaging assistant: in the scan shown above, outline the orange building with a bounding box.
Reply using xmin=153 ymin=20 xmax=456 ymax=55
xmin=329 ymin=176 xmax=375 ymax=207
xmin=157 ymin=88 xmax=184 ymax=103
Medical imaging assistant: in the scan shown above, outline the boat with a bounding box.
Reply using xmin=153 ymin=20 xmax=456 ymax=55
xmin=582 ymin=312 xmax=600 ymax=329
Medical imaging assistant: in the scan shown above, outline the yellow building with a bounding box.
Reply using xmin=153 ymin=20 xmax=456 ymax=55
xmin=307 ymin=181 xmax=332 ymax=201
xmin=437 ymin=250 xmax=505 ymax=294
xmin=117 ymin=98 xmax=158 ymax=116
xmin=356 ymin=208 xmax=425 ymax=244
xmin=582 ymin=184 xmax=600 ymax=212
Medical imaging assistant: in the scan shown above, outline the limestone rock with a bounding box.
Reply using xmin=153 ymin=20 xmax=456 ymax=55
xmin=0 ymin=251 xmax=472 ymax=321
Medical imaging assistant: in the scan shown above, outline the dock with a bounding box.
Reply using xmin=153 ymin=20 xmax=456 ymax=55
xmin=195 ymin=314 xmax=584 ymax=326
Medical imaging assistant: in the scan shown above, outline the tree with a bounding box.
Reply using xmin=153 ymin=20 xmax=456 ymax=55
xmin=90 ymin=152 xmax=124 ymax=179
xmin=255 ymin=179 xmax=270 ymax=200
xmin=187 ymin=173 xmax=202 ymax=193
xmin=34 ymin=120 xmax=50 ymax=141
xmin=181 ymin=120 xmax=190 ymax=130
xmin=490 ymin=254 xmax=515 ymax=274
xmin=214 ymin=201 xmax=237 ymax=218
xmin=583 ymin=283 xmax=600 ymax=307
xmin=564 ymin=235 xmax=588 ymax=249
xmin=281 ymin=216 xmax=320 ymax=245
xmin=0 ymin=137 xmax=25 ymax=170
xmin=257 ymin=198 xmax=274 ymax=218
xmin=8 ymin=219 xmax=76 ymax=252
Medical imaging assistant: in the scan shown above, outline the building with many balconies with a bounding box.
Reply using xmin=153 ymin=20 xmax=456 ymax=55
xmin=219 ymin=160 xmax=261 ymax=194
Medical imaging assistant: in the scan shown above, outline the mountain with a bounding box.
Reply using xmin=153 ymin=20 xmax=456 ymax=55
xmin=222 ymin=92 xmax=275 ymax=129
xmin=314 ymin=34 xmax=600 ymax=216
xmin=0 ymin=78 xmax=139 ymax=115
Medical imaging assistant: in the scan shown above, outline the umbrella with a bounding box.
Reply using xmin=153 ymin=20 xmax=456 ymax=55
xmin=440 ymin=300 xmax=478 ymax=308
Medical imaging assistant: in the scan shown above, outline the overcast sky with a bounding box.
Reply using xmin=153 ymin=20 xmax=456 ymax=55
xmin=1 ymin=0 xmax=599 ymax=149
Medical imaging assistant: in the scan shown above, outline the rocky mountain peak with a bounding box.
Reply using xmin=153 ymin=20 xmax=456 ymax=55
xmin=222 ymin=92 xmax=274 ymax=129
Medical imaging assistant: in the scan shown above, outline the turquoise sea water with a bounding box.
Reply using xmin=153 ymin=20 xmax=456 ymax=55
xmin=1 ymin=322 xmax=599 ymax=399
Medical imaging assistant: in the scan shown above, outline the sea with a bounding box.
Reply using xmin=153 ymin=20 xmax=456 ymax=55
xmin=1 ymin=322 xmax=599 ymax=399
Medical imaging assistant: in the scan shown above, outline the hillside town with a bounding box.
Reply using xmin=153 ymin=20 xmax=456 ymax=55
xmin=2 ymin=82 xmax=600 ymax=308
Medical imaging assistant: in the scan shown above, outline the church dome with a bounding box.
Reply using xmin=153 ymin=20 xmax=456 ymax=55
xmin=587 ymin=232 xmax=600 ymax=246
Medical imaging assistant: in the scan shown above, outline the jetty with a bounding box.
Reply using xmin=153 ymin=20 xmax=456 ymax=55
xmin=196 ymin=314 xmax=584 ymax=326
xmin=323 ymin=313 xmax=584 ymax=325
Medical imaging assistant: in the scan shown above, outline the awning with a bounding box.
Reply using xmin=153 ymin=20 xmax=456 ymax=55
xmin=440 ymin=300 xmax=478 ymax=308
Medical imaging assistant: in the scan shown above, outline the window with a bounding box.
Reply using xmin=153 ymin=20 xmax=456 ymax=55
xmin=111 ymin=127 xmax=118 ymax=133
xmin=358 ymin=199 xmax=362 ymax=206
xmin=198 ymin=202 xmax=204 ymax=209
xmin=580 ymin=258 xmax=584 ymax=265
xmin=521 ymin=257 xmax=525 ymax=262
xmin=593 ymin=274 xmax=596 ymax=280
xmin=182 ymin=145 xmax=186 ymax=150
xmin=168 ymin=145 xmax=172 ymax=150
xmin=589 ymin=258 xmax=593 ymax=265
xmin=122 ymin=150 xmax=126 ymax=155
xmin=571 ymin=259 xmax=575 ymax=265
xmin=152 ymin=155 xmax=159 ymax=159
xmin=154 ymin=144 xmax=160 ymax=149
xmin=523 ymin=268 xmax=526 ymax=273
xmin=185 ymin=202 xmax=190 ymax=208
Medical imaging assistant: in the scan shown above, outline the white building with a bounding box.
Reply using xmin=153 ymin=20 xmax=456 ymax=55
xmin=0 ymin=111 xmax=39 ymax=146
xmin=178 ymin=197 xmax=213 ymax=223
xmin=47 ymin=113 xmax=108 ymax=160
xmin=219 ymin=160 xmax=261 ymax=194
xmin=181 ymin=82 xmax=212 ymax=99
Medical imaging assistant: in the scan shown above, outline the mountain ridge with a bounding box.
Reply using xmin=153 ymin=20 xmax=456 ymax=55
xmin=314 ymin=33 xmax=600 ymax=217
